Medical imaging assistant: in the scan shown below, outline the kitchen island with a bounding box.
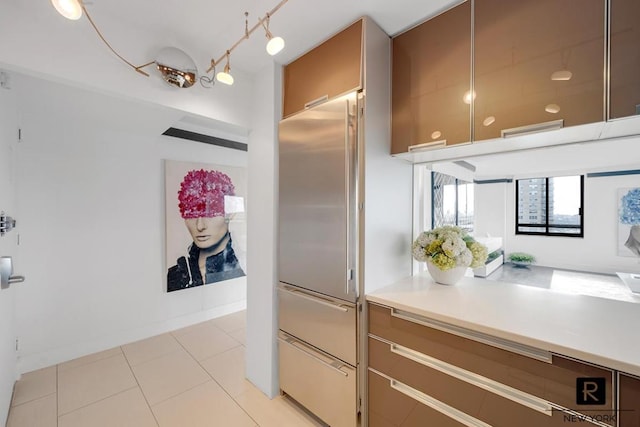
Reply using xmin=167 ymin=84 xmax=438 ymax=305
xmin=366 ymin=272 xmax=640 ymax=426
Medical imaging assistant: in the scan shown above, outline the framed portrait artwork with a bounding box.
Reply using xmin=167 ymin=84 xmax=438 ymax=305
xmin=165 ymin=160 xmax=247 ymax=292
xmin=618 ymin=187 xmax=640 ymax=258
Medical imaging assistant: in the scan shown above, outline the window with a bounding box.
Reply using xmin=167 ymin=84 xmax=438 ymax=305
xmin=432 ymin=171 xmax=474 ymax=231
xmin=516 ymin=175 xmax=583 ymax=237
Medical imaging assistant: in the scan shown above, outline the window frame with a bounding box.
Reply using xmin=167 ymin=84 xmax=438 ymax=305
xmin=515 ymin=175 xmax=584 ymax=237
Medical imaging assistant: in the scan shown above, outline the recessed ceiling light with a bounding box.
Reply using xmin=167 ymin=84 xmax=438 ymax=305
xmin=431 ymin=131 xmax=442 ymax=140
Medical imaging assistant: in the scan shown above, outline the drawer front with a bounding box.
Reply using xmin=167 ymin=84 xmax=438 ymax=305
xmin=619 ymin=373 xmax=640 ymax=427
xmin=279 ymin=283 xmax=356 ymax=365
xmin=368 ymin=369 xmax=469 ymax=427
xmin=279 ymin=332 xmax=356 ymax=427
xmin=369 ymin=336 xmax=615 ymax=427
xmin=368 ymin=303 xmax=615 ymax=423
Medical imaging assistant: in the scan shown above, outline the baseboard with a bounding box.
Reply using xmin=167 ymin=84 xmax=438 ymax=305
xmin=16 ymin=299 xmax=247 ymax=374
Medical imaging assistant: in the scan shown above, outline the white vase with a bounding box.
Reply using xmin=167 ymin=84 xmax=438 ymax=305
xmin=426 ymin=261 xmax=467 ymax=285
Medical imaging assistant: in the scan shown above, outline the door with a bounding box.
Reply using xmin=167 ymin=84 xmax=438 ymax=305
xmin=0 ymin=71 xmax=19 ymax=423
xmin=474 ymin=0 xmax=605 ymax=141
xmin=278 ymin=92 xmax=358 ymax=303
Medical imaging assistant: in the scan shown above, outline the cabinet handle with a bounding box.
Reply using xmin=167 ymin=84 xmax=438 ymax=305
xmin=279 ymin=285 xmax=350 ymax=312
xmin=387 ymin=340 xmax=553 ymax=415
xmin=501 ymin=119 xmax=564 ymax=138
xmin=304 ymin=95 xmax=329 ymax=109
xmin=408 ymin=139 xmax=447 ymax=152
xmin=369 ymin=368 xmax=492 ymax=427
xmin=390 ymin=308 xmax=552 ymax=363
xmin=278 ymin=334 xmax=349 ymax=377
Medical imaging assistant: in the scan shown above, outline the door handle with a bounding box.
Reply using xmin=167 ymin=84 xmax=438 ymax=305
xmin=0 ymin=256 xmax=25 ymax=289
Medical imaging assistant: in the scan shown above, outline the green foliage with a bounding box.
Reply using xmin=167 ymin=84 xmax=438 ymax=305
xmin=507 ymin=252 xmax=536 ymax=263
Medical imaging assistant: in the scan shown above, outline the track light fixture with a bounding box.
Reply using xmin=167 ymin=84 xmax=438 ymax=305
xmin=203 ymin=0 xmax=288 ymax=86
xmin=216 ymin=51 xmax=234 ymax=86
xmin=51 ymin=0 xmax=288 ymax=88
xmin=263 ymin=13 xmax=285 ymax=56
xmin=51 ymin=0 xmax=154 ymax=77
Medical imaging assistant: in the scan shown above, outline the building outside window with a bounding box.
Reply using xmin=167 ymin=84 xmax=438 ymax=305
xmin=516 ymin=175 xmax=583 ymax=237
xmin=432 ymin=171 xmax=474 ymax=231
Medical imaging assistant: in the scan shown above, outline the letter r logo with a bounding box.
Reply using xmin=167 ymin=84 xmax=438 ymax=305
xmin=576 ymin=378 xmax=606 ymax=405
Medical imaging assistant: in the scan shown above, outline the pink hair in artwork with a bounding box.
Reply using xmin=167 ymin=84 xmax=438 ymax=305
xmin=178 ymin=169 xmax=235 ymax=219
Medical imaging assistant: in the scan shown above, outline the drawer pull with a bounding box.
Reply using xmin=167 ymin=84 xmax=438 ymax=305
xmin=390 ymin=308 xmax=552 ymax=363
xmin=279 ymin=285 xmax=350 ymax=312
xmin=369 ymin=368 xmax=492 ymax=427
xmin=389 ymin=341 xmax=553 ymax=416
xmin=278 ymin=335 xmax=349 ymax=377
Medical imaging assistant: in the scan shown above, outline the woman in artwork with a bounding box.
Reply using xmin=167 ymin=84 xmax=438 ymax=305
xmin=167 ymin=169 xmax=245 ymax=292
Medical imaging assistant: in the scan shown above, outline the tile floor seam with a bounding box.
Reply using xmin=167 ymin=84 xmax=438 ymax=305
xmin=122 ymin=345 xmax=183 ymax=369
xmin=147 ymin=377 xmax=214 ymax=410
xmin=187 ymin=344 xmax=263 ymax=427
xmin=8 ymin=390 xmax=57 ymax=409
xmin=121 ymin=332 xmax=188 ymax=367
xmin=58 ymin=351 xmax=125 ymax=375
xmin=120 ymin=346 xmax=161 ymax=427
xmin=56 ymin=385 xmax=139 ymax=418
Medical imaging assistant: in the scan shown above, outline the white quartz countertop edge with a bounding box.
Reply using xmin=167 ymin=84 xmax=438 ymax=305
xmin=366 ymin=272 xmax=640 ymax=377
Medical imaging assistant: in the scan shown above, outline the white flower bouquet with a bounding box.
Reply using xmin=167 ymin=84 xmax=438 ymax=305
xmin=412 ymin=226 xmax=488 ymax=271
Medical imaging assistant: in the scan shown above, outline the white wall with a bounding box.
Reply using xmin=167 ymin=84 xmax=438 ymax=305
xmin=474 ymin=181 xmax=509 ymax=239
xmin=362 ymin=18 xmax=413 ymax=293
xmin=476 ymin=166 xmax=640 ymax=274
xmin=245 ymin=61 xmax=280 ymax=398
xmin=12 ymin=72 xmax=249 ymax=373
xmin=0 ymin=73 xmax=19 ymax=426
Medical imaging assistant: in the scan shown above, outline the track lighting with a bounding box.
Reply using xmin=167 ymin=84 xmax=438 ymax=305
xmin=51 ymin=0 xmax=154 ymax=77
xmin=263 ymin=13 xmax=285 ymax=56
xmin=51 ymin=0 xmax=82 ymax=20
xmin=216 ymin=52 xmax=234 ymax=86
xmin=204 ymin=0 xmax=288 ymax=86
xmin=155 ymin=47 xmax=198 ymax=88
xmin=51 ymin=0 xmax=289 ymax=88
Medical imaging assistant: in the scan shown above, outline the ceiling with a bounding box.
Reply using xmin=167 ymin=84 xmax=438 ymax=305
xmin=5 ymin=0 xmax=459 ymax=81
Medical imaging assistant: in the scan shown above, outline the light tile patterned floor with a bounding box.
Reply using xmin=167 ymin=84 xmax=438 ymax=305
xmin=6 ymin=310 xmax=325 ymax=427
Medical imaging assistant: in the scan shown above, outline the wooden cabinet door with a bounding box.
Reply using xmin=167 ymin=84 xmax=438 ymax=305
xmin=474 ymin=0 xmax=605 ymax=141
xmin=391 ymin=1 xmax=471 ymax=154
xmin=610 ymin=0 xmax=640 ymax=120
xmin=282 ymin=20 xmax=362 ymax=118
xmin=620 ymin=373 xmax=640 ymax=427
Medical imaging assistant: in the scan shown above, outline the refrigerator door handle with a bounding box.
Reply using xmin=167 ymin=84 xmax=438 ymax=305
xmin=279 ymin=285 xmax=350 ymax=312
xmin=278 ymin=335 xmax=349 ymax=377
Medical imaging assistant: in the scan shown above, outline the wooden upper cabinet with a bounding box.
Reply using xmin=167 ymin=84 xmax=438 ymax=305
xmin=391 ymin=2 xmax=471 ymax=154
xmin=474 ymin=0 xmax=605 ymax=141
xmin=610 ymin=0 xmax=640 ymax=120
xmin=282 ymin=20 xmax=363 ymax=118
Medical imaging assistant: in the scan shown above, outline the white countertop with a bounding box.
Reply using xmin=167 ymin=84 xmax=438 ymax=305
xmin=367 ymin=272 xmax=640 ymax=377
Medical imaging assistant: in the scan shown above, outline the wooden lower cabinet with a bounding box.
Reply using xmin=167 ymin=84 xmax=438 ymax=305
xmin=620 ymin=373 xmax=640 ymax=427
xmin=368 ymin=369 xmax=467 ymax=427
xmin=367 ymin=303 xmax=617 ymax=426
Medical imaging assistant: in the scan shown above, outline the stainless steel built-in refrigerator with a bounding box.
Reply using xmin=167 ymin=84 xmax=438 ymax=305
xmin=278 ymin=91 xmax=360 ymax=427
